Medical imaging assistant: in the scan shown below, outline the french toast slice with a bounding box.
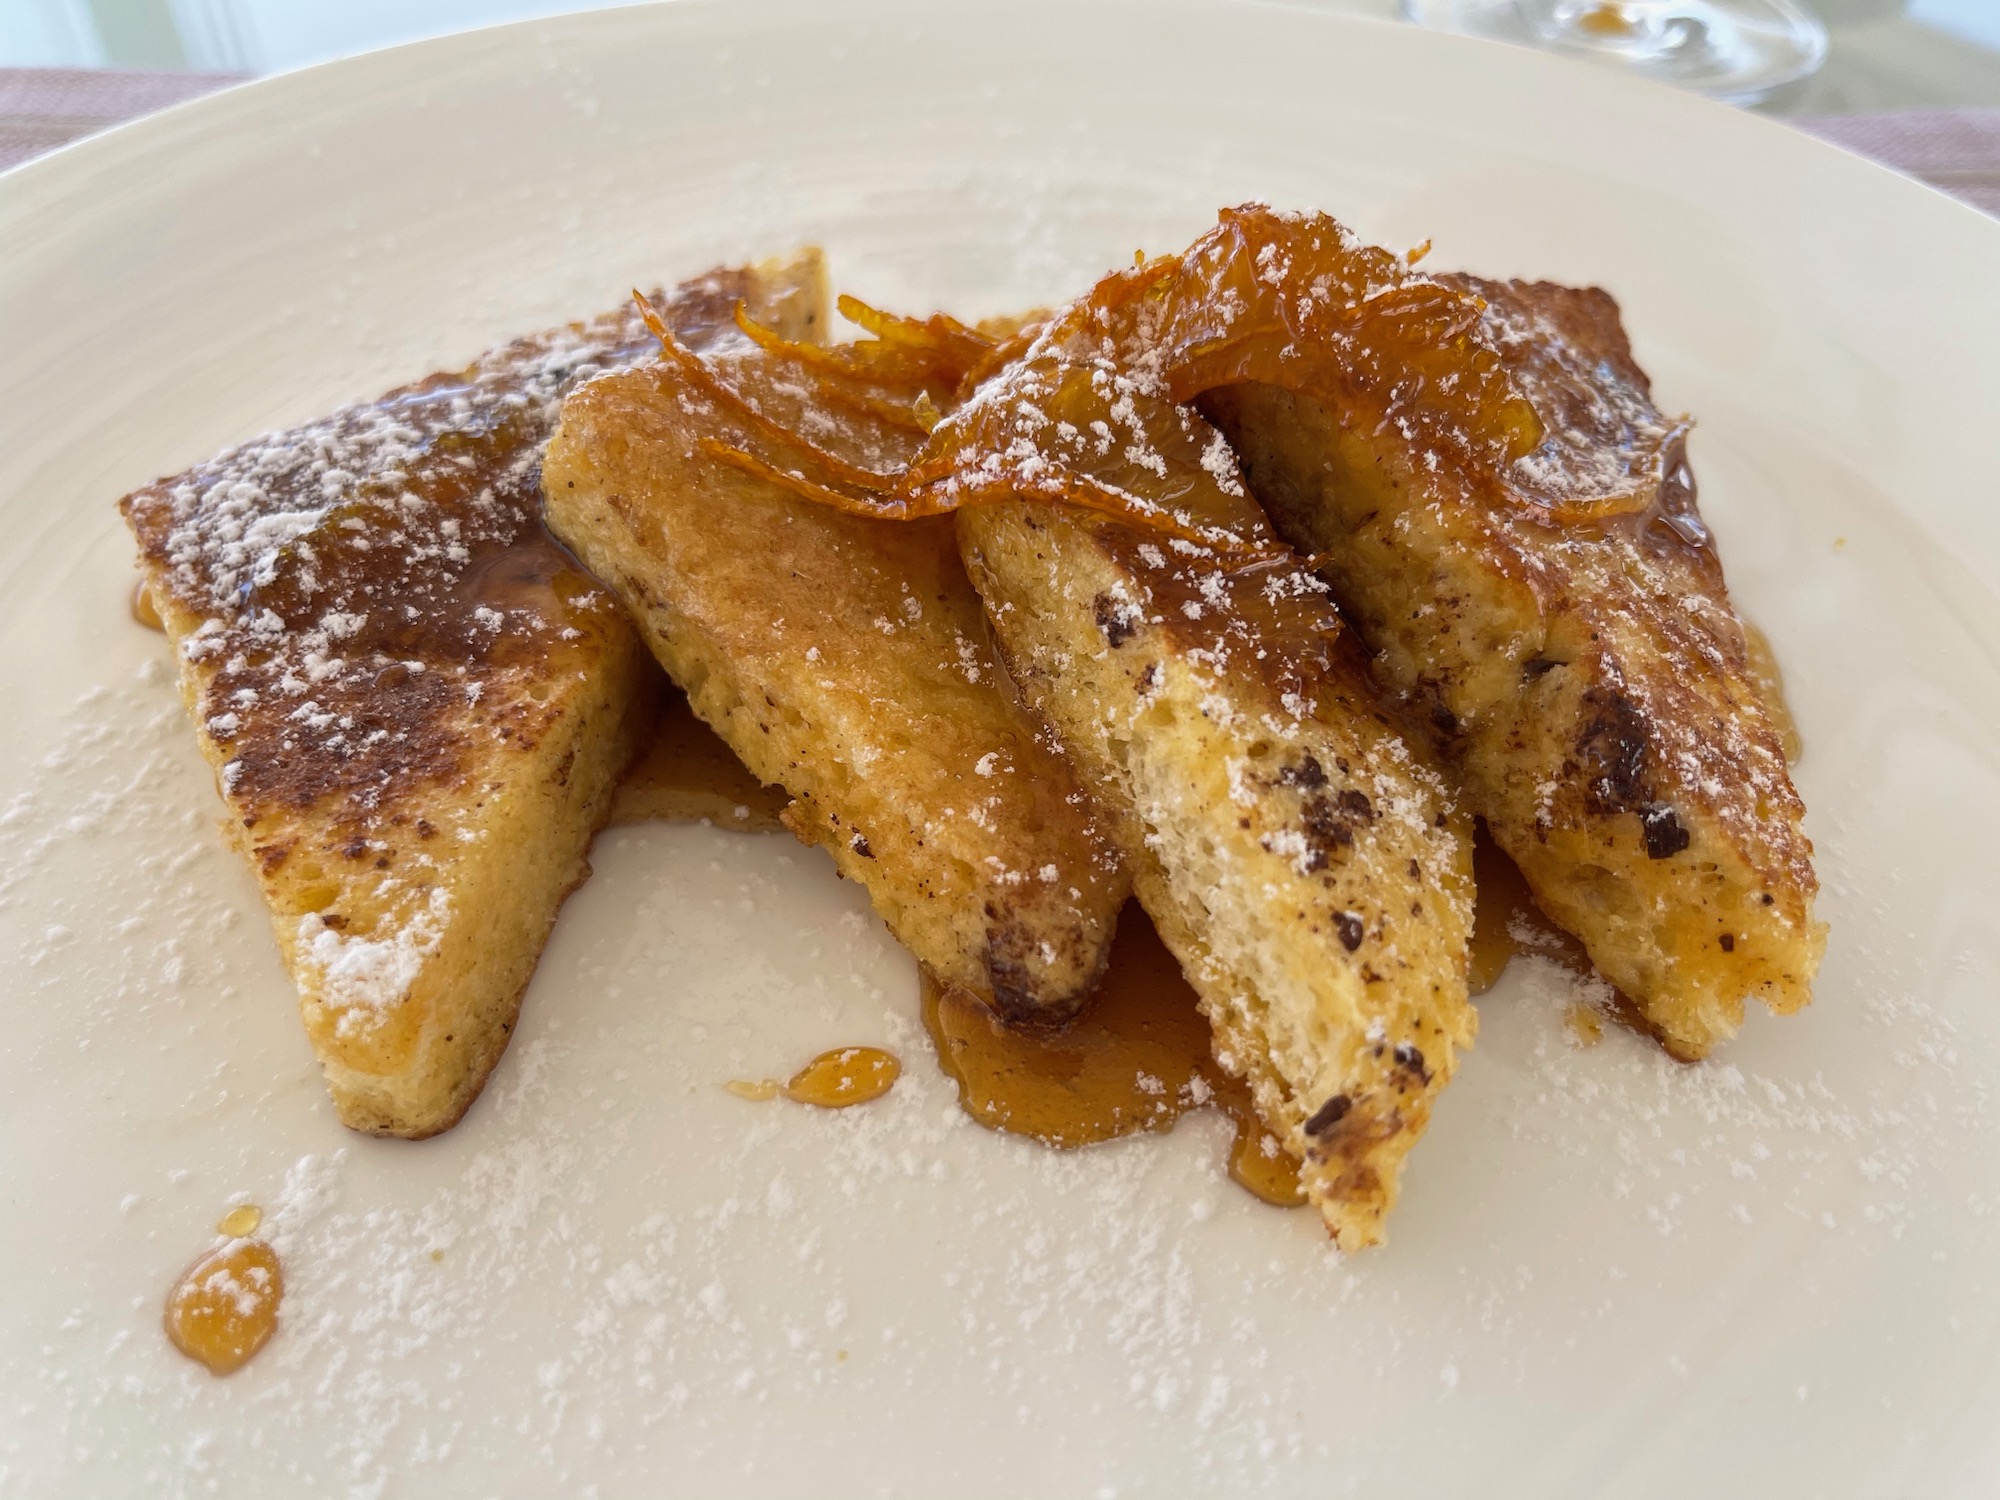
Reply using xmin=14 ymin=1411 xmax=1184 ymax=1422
xmin=926 ymin=282 xmax=1475 ymax=1248
xmin=541 ymin=291 xmax=1128 ymax=1023
xmin=118 ymin=255 xmax=822 ymax=1137
xmin=1177 ymin=207 xmax=1823 ymax=1058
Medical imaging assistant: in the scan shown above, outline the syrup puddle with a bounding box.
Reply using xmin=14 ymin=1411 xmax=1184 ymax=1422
xmin=923 ymin=905 xmax=1305 ymax=1209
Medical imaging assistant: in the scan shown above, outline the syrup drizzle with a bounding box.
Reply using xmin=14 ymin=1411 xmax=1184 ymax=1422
xmin=608 ymin=688 xmax=791 ymax=831
xmin=1468 ymin=826 xmax=1589 ymax=996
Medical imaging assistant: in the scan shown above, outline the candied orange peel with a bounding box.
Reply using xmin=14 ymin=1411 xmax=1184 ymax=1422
xmin=630 ymin=286 xmax=1275 ymax=554
xmin=632 ymin=206 xmax=1669 ymax=549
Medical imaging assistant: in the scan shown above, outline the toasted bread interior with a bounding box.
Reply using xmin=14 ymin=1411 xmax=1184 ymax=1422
xmin=960 ymin=502 xmax=1474 ymax=1247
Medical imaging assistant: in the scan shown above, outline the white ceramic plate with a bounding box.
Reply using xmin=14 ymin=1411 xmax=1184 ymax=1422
xmin=5 ymin=3 xmax=2000 ymax=1494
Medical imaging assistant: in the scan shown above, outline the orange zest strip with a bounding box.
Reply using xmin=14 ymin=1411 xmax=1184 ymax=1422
xmin=954 ymin=323 xmax=1045 ymax=402
xmin=632 ymin=288 xmax=674 ymax=346
xmin=836 ymin=295 xmax=993 ymax=370
xmin=706 ymin=435 xmax=1275 ymax=556
xmin=812 ymin=378 xmax=935 ymax=433
xmin=732 ymin=303 xmax=923 ymax=379
xmin=642 ymin=286 xmax=1278 ymax=559
xmin=637 ymin=295 xmax=915 ymax=492
xmin=734 ymin=298 xmax=992 ymax=385
xmin=700 ymin=439 xmax=953 ymax=521
xmin=728 ymin=304 xmax=936 ymax=426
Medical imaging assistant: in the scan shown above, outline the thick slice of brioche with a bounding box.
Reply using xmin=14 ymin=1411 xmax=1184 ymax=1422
xmin=118 ymin=258 xmax=812 ymax=1136
xmin=542 ymin=290 xmax=1127 ymax=1024
xmin=918 ymin=280 xmax=1474 ymax=1247
xmin=1176 ymin=209 xmax=1822 ymax=1058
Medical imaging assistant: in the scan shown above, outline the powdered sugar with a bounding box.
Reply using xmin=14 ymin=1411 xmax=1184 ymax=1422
xmin=297 ymin=887 xmax=450 ymax=1025
xmin=1 ymin=606 xmax=1995 ymax=1495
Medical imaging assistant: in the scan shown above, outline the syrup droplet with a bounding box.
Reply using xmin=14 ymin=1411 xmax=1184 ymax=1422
xmin=784 ymin=1046 xmax=900 ymax=1108
xmin=130 ymin=577 xmax=163 ymax=631
xmin=921 ymin=904 xmax=1305 ymax=1208
xmin=725 ymin=1078 xmax=780 ymax=1102
xmin=1576 ymin=1 xmax=1636 ymax=36
xmin=215 ymin=1204 xmax=262 ymax=1238
xmin=163 ymin=1238 xmax=283 ymax=1376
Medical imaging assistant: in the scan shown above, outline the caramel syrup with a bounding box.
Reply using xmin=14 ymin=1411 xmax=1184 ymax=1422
xmin=164 ymin=1234 xmax=283 ymax=1376
xmin=1742 ymin=621 xmax=1804 ymax=764
xmin=130 ymin=577 xmax=163 ymax=631
xmin=1468 ymin=826 xmax=1588 ymax=996
xmin=609 ymin=687 xmax=791 ymax=830
xmin=784 ymin=1046 xmax=900 ymax=1108
xmin=922 ymin=904 xmax=1305 ymax=1208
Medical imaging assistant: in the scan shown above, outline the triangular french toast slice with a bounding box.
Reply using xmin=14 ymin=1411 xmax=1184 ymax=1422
xmin=541 ymin=286 xmax=1130 ymax=1024
xmin=1182 ymin=207 xmax=1824 ymax=1059
xmin=921 ymin=280 xmax=1476 ymax=1249
xmin=119 ymin=254 xmax=824 ymax=1137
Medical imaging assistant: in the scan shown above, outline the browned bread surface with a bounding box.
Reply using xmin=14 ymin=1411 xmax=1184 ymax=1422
xmin=117 ymin=259 xmax=812 ymax=1136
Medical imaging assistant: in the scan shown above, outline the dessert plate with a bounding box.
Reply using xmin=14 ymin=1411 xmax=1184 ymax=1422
xmin=3 ymin=2 xmax=1998 ymax=1493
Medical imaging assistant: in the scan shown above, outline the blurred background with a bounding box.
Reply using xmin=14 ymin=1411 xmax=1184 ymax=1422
xmin=1 ymin=0 xmax=1995 ymax=114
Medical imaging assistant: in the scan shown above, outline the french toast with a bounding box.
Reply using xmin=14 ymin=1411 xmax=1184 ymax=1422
xmin=118 ymin=255 xmax=821 ymax=1137
xmin=1174 ymin=206 xmax=1823 ymax=1059
xmin=925 ymin=280 xmax=1477 ymax=1247
xmin=541 ymin=286 xmax=1129 ymax=1023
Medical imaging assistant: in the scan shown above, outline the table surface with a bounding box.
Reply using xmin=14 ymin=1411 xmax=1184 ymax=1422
xmin=4 ymin=0 xmax=1999 ymax=113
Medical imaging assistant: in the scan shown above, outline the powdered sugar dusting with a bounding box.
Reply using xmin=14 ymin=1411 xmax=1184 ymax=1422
xmin=297 ymin=887 xmax=450 ymax=1023
xmin=0 ymin=603 xmax=1995 ymax=1492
